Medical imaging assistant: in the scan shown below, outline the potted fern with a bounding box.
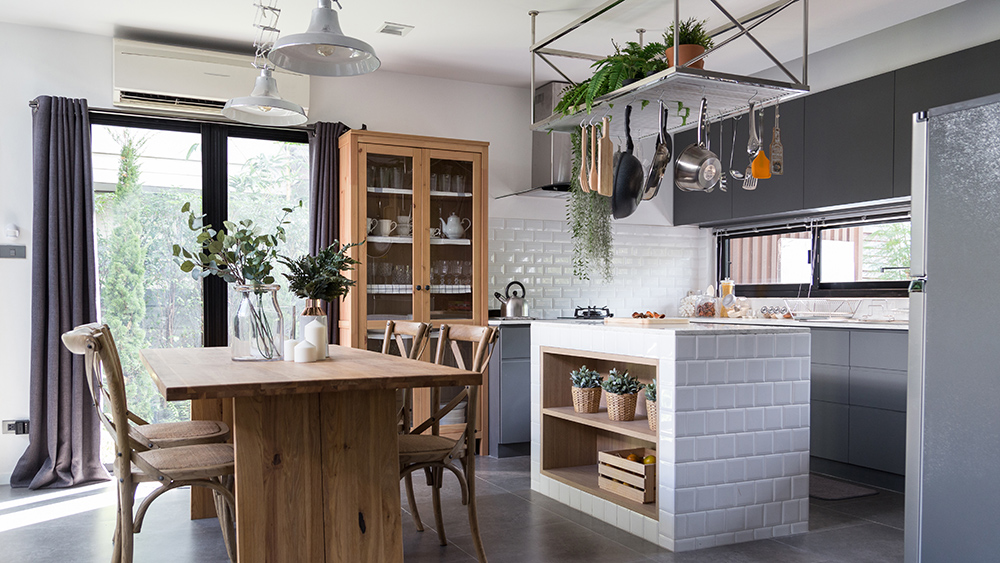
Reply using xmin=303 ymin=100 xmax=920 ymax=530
xmin=279 ymin=240 xmax=363 ymax=336
xmin=570 ymin=365 xmax=603 ymax=414
xmin=602 ymin=368 xmax=645 ymax=422
xmin=645 ymin=378 xmax=657 ymax=433
xmin=554 ymin=40 xmax=668 ymax=116
xmin=663 ymin=17 xmax=715 ymax=69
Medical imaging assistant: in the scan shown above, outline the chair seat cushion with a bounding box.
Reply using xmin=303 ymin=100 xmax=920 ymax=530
xmin=136 ymin=443 xmax=235 ymax=480
xmin=399 ymin=434 xmax=465 ymax=464
xmin=134 ymin=420 xmax=229 ymax=448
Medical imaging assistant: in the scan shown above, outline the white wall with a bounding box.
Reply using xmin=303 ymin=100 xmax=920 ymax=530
xmin=0 ymin=23 xmax=113 ymax=485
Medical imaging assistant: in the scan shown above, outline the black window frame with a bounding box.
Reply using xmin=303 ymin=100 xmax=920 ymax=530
xmin=90 ymin=111 xmax=310 ymax=347
xmin=717 ymin=218 xmax=911 ymax=298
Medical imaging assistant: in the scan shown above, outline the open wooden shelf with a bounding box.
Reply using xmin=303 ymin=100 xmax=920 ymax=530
xmin=542 ymin=465 xmax=658 ymax=519
xmin=543 ymin=407 xmax=655 ymax=443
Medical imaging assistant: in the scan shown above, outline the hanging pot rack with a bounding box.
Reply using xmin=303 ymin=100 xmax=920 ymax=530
xmin=529 ymin=0 xmax=810 ymax=136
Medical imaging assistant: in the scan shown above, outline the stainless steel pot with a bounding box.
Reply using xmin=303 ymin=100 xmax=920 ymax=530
xmin=675 ymin=98 xmax=722 ymax=192
xmin=502 ymin=280 xmax=527 ymax=317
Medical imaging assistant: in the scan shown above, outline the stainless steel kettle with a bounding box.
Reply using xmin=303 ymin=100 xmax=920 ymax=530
xmin=502 ymin=281 xmax=527 ymax=317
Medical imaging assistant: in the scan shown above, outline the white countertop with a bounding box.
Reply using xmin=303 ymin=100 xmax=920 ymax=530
xmin=531 ymin=318 xmax=807 ymax=335
xmin=691 ymin=317 xmax=909 ymax=331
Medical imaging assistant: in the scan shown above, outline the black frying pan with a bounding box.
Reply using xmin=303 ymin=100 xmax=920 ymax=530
xmin=612 ymin=105 xmax=645 ymax=219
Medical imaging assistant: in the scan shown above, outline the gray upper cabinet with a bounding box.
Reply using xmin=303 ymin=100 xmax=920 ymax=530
xmin=893 ymin=40 xmax=1000 ymax=198
xmin=672 ymin=126 xmax=732 ymax=225
xmin=731 ymin=98 xmax=805 ymax=218
xmin=803 ymin=73 xmax=895 ymax=209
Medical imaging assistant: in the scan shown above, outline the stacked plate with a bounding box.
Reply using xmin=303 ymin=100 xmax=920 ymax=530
xmin=440 ymin=400 xmax=467 ymax=426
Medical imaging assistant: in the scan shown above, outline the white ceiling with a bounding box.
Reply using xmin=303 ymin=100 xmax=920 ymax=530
xmin=1 ymin=0 xmax=968 ymax=88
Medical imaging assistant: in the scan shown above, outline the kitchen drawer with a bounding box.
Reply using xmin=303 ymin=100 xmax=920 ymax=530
xmin=499 ymin=358 xmax=530 ymax=443
xmin=811 ymin=400 xmax=850 ymax=463
xmin=849 ymin=330 xmax=907 ymax=370
xmin=810 ymin=329 xmax=850 ymax=366
xmin=849 ymin=406 xmax=906 ymax=475
xmin=850 ymin=367 xmax=907 ymax=412
xmin=500 ymin=326 xmax=531 ymax=359
xmin=812 ymin=364 xmax=850 ymax=404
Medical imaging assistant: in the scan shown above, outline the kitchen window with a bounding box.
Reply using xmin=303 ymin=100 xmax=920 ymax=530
xmin=717 ymin=214 xmax=911 ymax=297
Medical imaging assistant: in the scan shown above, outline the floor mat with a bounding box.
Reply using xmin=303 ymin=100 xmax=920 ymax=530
xmin=810 ymin=474 xmax=879 ymax=501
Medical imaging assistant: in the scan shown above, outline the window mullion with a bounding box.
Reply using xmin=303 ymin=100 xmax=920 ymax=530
xmin=202 ymin=123 xmax=229 ymax=348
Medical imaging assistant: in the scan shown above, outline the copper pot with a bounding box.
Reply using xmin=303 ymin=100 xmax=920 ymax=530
xmin=302 ymin=298 xmax=325 ymax=317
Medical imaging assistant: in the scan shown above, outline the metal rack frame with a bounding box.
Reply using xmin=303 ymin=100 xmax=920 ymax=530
xmin=529 ymin=0 xmax=809 ymax=134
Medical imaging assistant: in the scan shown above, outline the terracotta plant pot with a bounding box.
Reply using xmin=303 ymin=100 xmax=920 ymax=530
xmin=646 ymin=399 xmax=657 ymax=434
xmin=664 ymin=45 xmax=706 ymax=69
xmin=572 ymin=386 xmax=602 ymax=414
xmin=606 ymin=392 xmax=638 ymax=421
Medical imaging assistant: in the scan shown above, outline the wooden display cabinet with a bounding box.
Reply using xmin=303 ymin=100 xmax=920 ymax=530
xmin=539 ymin=347 xmax=658 ymax=518
xmin=338 ymin=130 xmax=490 ymax=451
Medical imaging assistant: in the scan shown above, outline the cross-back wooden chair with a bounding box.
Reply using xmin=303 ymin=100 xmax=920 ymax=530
xmin=398 ymin=324 xmax=497 ymax=562
xmin=62 ymin=323 xmax=237 ymax=563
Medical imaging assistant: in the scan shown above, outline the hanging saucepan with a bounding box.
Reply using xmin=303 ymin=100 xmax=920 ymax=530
xmin=642 ymin=100 xmax=671 ymax=201
xmin=675 ymin=98 xmax=722 ymax=192
xmin=612 ymin=104 xmax=645 ymax=219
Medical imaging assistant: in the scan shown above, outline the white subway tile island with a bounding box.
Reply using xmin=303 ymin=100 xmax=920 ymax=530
xmin=530 ymin=320 xmax=811 ymax=552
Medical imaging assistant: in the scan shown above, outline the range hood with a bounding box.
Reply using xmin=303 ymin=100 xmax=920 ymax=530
xmin=497 ymin=82 xmax=572 ymax=199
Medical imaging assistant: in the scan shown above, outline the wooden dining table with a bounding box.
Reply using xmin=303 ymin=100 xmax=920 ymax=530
xmin=139 ymin=344 xmax=480 ymax=563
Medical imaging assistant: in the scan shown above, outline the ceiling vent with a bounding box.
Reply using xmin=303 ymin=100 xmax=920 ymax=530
xmin=376 ymin=22 xmax=414 ymax=37
xmin=112 ymin=39 xmax=309 ymax=118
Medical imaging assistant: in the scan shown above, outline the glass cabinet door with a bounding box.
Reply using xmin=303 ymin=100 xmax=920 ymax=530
xmin=427 ymin=152 xmax=477 ymax=321
xmin=364 ymin=147 xmax=417 ymax=326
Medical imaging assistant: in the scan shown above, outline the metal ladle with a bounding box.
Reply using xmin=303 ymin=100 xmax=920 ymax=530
xmin=728 ymin=114 xmax=744 ymax=180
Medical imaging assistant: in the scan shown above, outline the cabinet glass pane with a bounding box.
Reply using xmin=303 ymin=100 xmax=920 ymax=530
xmin=366 ymin=152 xmax=415 ymax=321
xmin=429 ymin=157 xmax=474 ymax=320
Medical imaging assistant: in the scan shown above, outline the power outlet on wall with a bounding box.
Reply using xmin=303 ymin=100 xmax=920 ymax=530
xmin=2 ymin=420 xmax=29 ymax=435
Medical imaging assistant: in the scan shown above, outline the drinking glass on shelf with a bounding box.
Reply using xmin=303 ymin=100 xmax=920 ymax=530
xmin=453 ymin=173 xmax=466 ymax=193
xmin=462 ymin=260 xmax=472 ymax=284
xmin=377 ymin=262 xmax=392 ymax=285
xmin=441 ymin=172 xmax=452 ymax=193
xmin=431 ymin=263 xmax=443 ymax=285
xmin=430 ymin=173 xmax=438 ymax=192
xmin=368 ymin=164 xmax=379 ymax=187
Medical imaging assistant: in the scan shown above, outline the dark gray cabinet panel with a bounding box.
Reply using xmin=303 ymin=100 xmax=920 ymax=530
xmin=810 ymin=329 xmax=850 ymax=366
xmin=731 ymin=98 xmax=805 ymax=218
xmin=672 ymin=126 xmax=732 ymax=225
xmin=803 ymin=73 xmax=895 ymax=208
xmin=501 ymin=326 xmax=531 ymax=359
xmin=489 ymin=324 xmax=532 ymax=457
xmin=811 ymin=400 xmax=850 ymax=463
xmin=850 ymin=367 xmax=907 ymax=412
xmin=499 ymin=358 xmax=530 ymax=443
xmin=849 ymin=330 xmax=907 ymax=370
xmin=893 ymin=40 xmax=1000 ymax=197
xmin=849 ymin=405 xmax=906 ymax=474
xmin=812 ymin=364 xmax=850 ymax=404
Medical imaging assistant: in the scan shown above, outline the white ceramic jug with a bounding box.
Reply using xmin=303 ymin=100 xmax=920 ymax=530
xmin=439 ymin=212 xmax=471 ymax=239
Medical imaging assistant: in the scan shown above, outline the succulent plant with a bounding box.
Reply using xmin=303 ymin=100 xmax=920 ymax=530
xmin=645 ymin=378 xmax=657 ymax=403
xmin=570 ymin=365 xmax=603 ymax=389
xmin=601 ymin=368 xmax=645 ymax=395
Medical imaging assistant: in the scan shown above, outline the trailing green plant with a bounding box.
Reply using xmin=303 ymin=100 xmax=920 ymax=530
xmin=570 ymin=365 xmax=603 ymax=389
xmin=554 ymin=40 xmax=668 ymax=116
xmin=601 ymin=368 xmax=645 ymax=395
xmin=279 ymin=240 xmax=364 ymax=302
xmin=645 ymin=378 xmax=657 ymax=402
xmin=567 ymin=130 xmax=613 ymax=281
xmin=663 ymin=18 xmax=715 ymax=49
xmin=173 ymin=201 xmax=300 ymax=286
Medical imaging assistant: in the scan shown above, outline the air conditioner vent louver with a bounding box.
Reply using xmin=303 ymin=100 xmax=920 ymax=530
xmin=377 ymin=22 xmax=414 ymax=37
xmin=117 ymin=90 xmax=228 ymax=111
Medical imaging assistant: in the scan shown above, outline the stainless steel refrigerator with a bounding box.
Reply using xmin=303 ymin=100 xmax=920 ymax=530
xmin=906 ymin=93 xmax=1000 ymax=562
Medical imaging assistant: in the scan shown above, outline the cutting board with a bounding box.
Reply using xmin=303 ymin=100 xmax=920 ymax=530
xmin=603 ymin=317 xmax=691 ymax=326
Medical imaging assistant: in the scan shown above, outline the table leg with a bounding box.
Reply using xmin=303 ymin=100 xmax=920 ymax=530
xmin=233 ymin=390 xmax=402 ymax=563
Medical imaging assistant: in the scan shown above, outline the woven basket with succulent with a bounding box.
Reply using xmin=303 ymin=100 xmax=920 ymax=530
xmin=570 ymin=365 xmax=603 ymax=414
xmin=645 ymin=378 xmax=658 ymax=433
xmin=601 ymin=368 xmax=645 ymax=422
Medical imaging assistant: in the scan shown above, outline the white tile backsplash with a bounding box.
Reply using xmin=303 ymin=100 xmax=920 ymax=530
xmin=489 ymin=218 xmax=713 ymax=318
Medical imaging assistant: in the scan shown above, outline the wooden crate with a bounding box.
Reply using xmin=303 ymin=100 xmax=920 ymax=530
xmin=597 ymin=447 xmax=656 ymax=504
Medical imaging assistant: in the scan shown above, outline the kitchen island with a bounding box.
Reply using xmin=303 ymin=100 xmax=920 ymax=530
xmin=530 ymin=320 xmax=811 ymax=552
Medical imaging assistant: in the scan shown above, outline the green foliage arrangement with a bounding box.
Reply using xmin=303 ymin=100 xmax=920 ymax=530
xmin=602 ymin=368 xmax=645 ymax=395
xmin=570 ymin=365 xmax=603 ymax=389
xmin=173 ymin=202 xmax=301 ymax=286
xmin=663 ymin=18 xmax=715 ymax=49
xmin=567 ymin=130 xmax=613 ymax=281
xmin=645 ymin=378 xmax=657 ymax=402
xmin=279 ymin=241 xmax=364 ymax=302
xmin=554 ymin=40 xmax=668 ymax=116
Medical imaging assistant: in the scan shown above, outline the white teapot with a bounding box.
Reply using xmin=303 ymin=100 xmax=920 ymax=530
xmin=439 ymin=212 xmax=471 ymax=239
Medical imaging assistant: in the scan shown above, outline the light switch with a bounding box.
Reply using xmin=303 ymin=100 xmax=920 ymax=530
xmin=0 ymin=245 xmax=26 ymax=258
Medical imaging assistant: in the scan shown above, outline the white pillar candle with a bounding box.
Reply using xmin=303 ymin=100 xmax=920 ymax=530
xmin=294 ymin=340 xmax=316 ymax=363
xmin=283 ymin=339 xmax=300 ymax=362
xmin=305 ymin=319 xmax=328 ymax=360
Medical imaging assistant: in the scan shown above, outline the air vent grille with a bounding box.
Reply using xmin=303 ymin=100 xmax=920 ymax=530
xmin=376 ymin=22 xmax=414 ymax=37
xmin=116 ymin=90 xmax=227 ymax=112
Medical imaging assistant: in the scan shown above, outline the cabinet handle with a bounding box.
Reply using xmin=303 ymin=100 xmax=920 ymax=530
xmin=424 ymin=285 xmax=431 ymax=290
xmin=414 ymin=285 xmax=421 ymax=292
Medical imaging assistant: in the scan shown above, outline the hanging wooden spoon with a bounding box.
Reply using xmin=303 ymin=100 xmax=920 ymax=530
xmin=597 ymin=116 xmax=614 ymax=196
xmin=579 ymin=124 xmax=590 ymax=192
xmin=589 ymin=123 xmax=599 ymax=193
xmin=751 ymin=108 xmax=772 ymax=179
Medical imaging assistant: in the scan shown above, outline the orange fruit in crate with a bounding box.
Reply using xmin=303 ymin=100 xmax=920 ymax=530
xmin=643 ymin=455 xmax=656 ymax=465
xmin=626 ymin=453 xmax=640 ymax=462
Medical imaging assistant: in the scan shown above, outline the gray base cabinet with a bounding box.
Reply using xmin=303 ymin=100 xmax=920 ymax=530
xmin=489 ymin=324 xmax=531 ymax=457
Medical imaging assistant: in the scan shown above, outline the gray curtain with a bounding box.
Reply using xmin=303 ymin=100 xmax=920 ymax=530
xmin=308 ymin=121 xmax=350 ymax=344
xmin=12 ymin=96 xmax=107 ymax=489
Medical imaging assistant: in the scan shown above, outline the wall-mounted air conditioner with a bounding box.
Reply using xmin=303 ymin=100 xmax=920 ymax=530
xmin=112 ymin=39 xmax=310 ymax=118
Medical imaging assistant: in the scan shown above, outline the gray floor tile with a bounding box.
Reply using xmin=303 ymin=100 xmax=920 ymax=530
xmin=773 ymin=522 xmax=904 ymax=563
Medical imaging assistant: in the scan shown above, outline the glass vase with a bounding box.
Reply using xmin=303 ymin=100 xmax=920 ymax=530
xmin=232 ymin=284 xmax=284 ymax=361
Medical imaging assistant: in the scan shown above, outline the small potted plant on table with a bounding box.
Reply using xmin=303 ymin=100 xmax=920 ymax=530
xmin=602 ymin=368 xmax=645 ymax=422
xmin=570 ymin=365 xmax=603 ymax=414
xmin=663 ymin=17 xmax=714 ymax=69
xmin=645 ymin=378 xmax=657 ymax=433
xmin=280 ymin=240 xmax=363 ymax=339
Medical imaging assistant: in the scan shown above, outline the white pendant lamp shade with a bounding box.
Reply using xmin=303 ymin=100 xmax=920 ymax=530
xmin=222 ymin=68 xmax=308 ymax=126
xmin=268 ymin=0 xmax=380 ymax=77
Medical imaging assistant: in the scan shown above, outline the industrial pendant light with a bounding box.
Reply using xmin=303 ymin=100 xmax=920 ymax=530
xmin=223 ymin=0 xmax=307 ymax=126
xmin=268 ymin=0 xmax=380 ymax=77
